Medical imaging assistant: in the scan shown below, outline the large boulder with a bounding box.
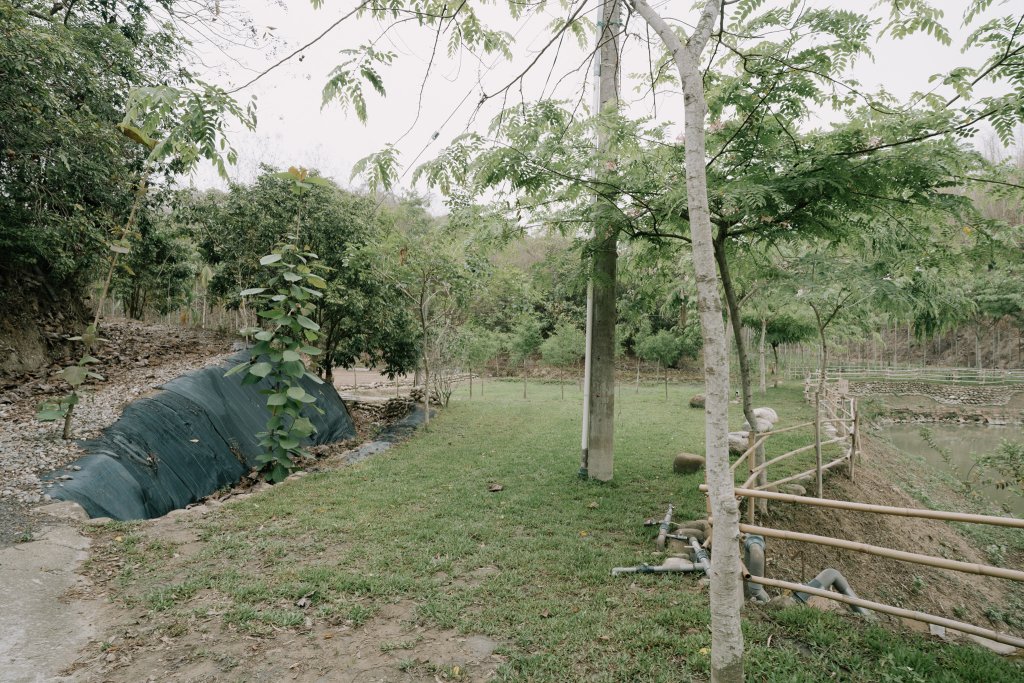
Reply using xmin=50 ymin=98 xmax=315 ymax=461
xmin=744 ymin=417 xmax=775 ymax=433
xmin=673 ymin=452 xmax=706 ymax=474
xmin=753 ymin=407 xmax=779 ymax=425
xmin=689 ymin=394 xmax=705 ymax=409
xmin=728 ymin=431 xmax=750 ymax=455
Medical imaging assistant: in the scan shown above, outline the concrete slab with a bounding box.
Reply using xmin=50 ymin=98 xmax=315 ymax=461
xmin=0 ymin=525 xmax=105 ymax=682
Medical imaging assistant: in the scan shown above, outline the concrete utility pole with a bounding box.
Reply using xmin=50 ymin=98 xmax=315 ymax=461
xmin=580 ymin=0 xmax=621 ymax=481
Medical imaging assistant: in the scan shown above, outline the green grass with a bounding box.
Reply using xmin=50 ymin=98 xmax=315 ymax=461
xmin=100 ymin=379 xmax=1022 ymax=681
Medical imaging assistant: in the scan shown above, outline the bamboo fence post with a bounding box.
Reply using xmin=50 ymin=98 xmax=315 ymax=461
xmin=747 ymin=430 xmax=757 ymax=524
xmin=850 ymin=399 xmax=858 ymax=482
xmin=814 ymin=392 xmax=823 ymax=498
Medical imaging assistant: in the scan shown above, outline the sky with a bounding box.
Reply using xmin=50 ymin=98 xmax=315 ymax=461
xmin=181 ymin=0 xmax=1006 ymax=200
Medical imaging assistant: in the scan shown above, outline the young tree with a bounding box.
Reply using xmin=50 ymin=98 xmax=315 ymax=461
xmin=636 ymin=330 xmax=685 ymax=400
xmin=456 ymin=326 xmax=503 ymax=397
xmin=189 ymin=168 xmax=420 ymax=381
xmin=508 ymin=313 xmax=543 ymax=399
xmin=541 ymin=322 xmax=585 ymax=399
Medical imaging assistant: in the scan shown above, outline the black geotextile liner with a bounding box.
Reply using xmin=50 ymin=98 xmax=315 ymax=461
xmin=46 ymin=353 xmax=355 ymax=520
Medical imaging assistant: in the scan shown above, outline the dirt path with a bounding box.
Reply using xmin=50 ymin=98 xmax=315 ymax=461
xmin=0 ymin=516 xmax=108 ymax=683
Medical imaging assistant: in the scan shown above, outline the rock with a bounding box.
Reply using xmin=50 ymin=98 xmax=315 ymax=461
xmin=743 ymin=417 xmax=774 ymax=433
xmin=779 ymin=484 xmax=807 ymax=496
xmin=766 ymin=595 xmax=798 ymax=610
xmin=673 ymin=453 xmax=705 ymax=475
xmin=689 ymin=394 xmax=705 ymax=408
xmin=35 ymin=500 xmax=89 ymax=521
xmin=753 ymin=407 xmax=778 ymax=425
xmin=728 ymin=431 xmax=750 ymax=455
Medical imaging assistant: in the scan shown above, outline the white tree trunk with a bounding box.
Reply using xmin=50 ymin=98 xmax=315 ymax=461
xmin=630 ymin=2 xmax=743 ymax=680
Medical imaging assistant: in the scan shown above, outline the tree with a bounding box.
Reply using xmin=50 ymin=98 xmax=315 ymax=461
xmin=380 ymin=199 xmax=484 ymax=424
xmin=189 ymin=168 xmax=420 ymax=381
xmin=541 ymin=322 xmax=585 ymax=399
xmin=456 ymin=326 xmax=503 ymax=397
xmin=508 ymin=313 xmax=543 ymax=399
xmin=628 ymin=2 xmax=745 ymax=680
xmin=111 ymin=196 xmax=200 ymax=319
xmin=636 ymin=330 xmax=685 ymax=400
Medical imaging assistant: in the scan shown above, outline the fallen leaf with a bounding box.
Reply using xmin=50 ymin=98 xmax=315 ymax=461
xmin=488 ymin=483 xmax=503 ymax=492
xmin=578 ymin=530 xmax=588 ymax=538
xmin=699 ymin=647 xmax=710 ymax=655
xmin=587 ymin=501 xmax=599 ymax=509
xmin=540 ymin=609 xmax=551 ymax=618
xmin=323 ymin=633 xmax=334 ymax=640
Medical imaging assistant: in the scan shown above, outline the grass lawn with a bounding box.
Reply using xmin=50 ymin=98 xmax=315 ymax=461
xmin=96 ymin=379 xmax=1023 ymax=682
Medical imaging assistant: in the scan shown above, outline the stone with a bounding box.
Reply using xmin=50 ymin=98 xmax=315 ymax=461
xmin=672 ymin=452 xmax=705 ymax=475
xmin=743 ymin=417 xmax=775 ymax=433
xmin=728 ymin=431 xmax=750 ymax=455
xmin=688 ymin=394 xmax=705 ymax=408
xmin=779 ymin=484 xmax=807 ymax=496
xmin=753 ymin=407 xmax=779 ymax=425
xmin=35 ymin=500 xmax=89 ymax=522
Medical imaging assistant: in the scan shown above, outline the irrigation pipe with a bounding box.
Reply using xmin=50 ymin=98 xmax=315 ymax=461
xmin=747 ymin=575 xmax=1024 ymax=650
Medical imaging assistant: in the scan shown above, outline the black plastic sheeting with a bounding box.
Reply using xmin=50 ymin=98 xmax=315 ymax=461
xmin=46 ymin=353 xmax=355 ymax=520
xmin=343 ymin=406 xmax=433 ymax=465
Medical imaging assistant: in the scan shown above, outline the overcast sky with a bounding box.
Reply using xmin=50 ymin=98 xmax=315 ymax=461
xmin=183 ymin=0 xmax=1005 ymax=200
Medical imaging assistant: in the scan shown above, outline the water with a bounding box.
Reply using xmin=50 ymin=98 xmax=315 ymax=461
xmin=879 ymin=423 xmax=1024 ymax=517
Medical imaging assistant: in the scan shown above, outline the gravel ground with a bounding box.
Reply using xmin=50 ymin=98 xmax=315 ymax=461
xmin=0 ymin=320 xmax=235 ymax=545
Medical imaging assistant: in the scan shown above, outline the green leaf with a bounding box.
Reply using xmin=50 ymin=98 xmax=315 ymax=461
xmin=260 ymin=254 xmax=283 ymax=266
xmin=300 ymin=346 xmax=322 ymax=356
xmin=295 ymin=315 xmax=320 ymax=331
xmin=249 ymin=362 xmax=272 ymax=378
xmin=62 ymin=365 xmax=87 ymax=388
xmin=267 ymin=392 xmax=288 ymax=406
xmin=303 ymin=371 xmax=325 ymax=385
xmin=257 ymin=309 xmax=284 ymax=319
xmin=282 ymin=349 xmax=301 ymax=362
xmin=305 ymin=275 xmax=327 ymax=289
xmin=279 ymin=437 xmax=300 ymax=450
xmin=283 ymin=271 xmax=302 ymax=282
xmin=286 ymin=386 xmax=306 ymax=401
xmin=254 ymin=330 xmax=274 ymax=341
xmin=291 ymin=417 xmax=315 ymax=437
xmin=240 ymin=287 xmax=267 ymax=296
xmin=37 ymin=409 xmax=65 ymax=421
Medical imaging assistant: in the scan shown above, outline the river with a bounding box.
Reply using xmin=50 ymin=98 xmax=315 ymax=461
xmin=879 ymin=423 xmax=1024 ymax=517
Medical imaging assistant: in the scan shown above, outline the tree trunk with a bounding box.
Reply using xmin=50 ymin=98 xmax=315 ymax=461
xmin=523 ymin=358 xmax=528 ymax=399
xmin=561 ymin=367 xmax=565 ymax=400
xmin=635 ymin=357 xmax=640 ymax=393
xmin=631 ymin=2 xmax=743 ymax=680
xmin=582 ymin=0 xmax=621 ymax=483
xmin=469 ymin=367 xmax=473 ymax=398
xmin=975 ymin=323 xmax=983 ymax=370
xmin=771 ymin=343 xmax=780 ymax=387
xmin=759 ymin=318 xmax=767 ymax=395
xmin=715 ymin=237 xmax=766 ymax=512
